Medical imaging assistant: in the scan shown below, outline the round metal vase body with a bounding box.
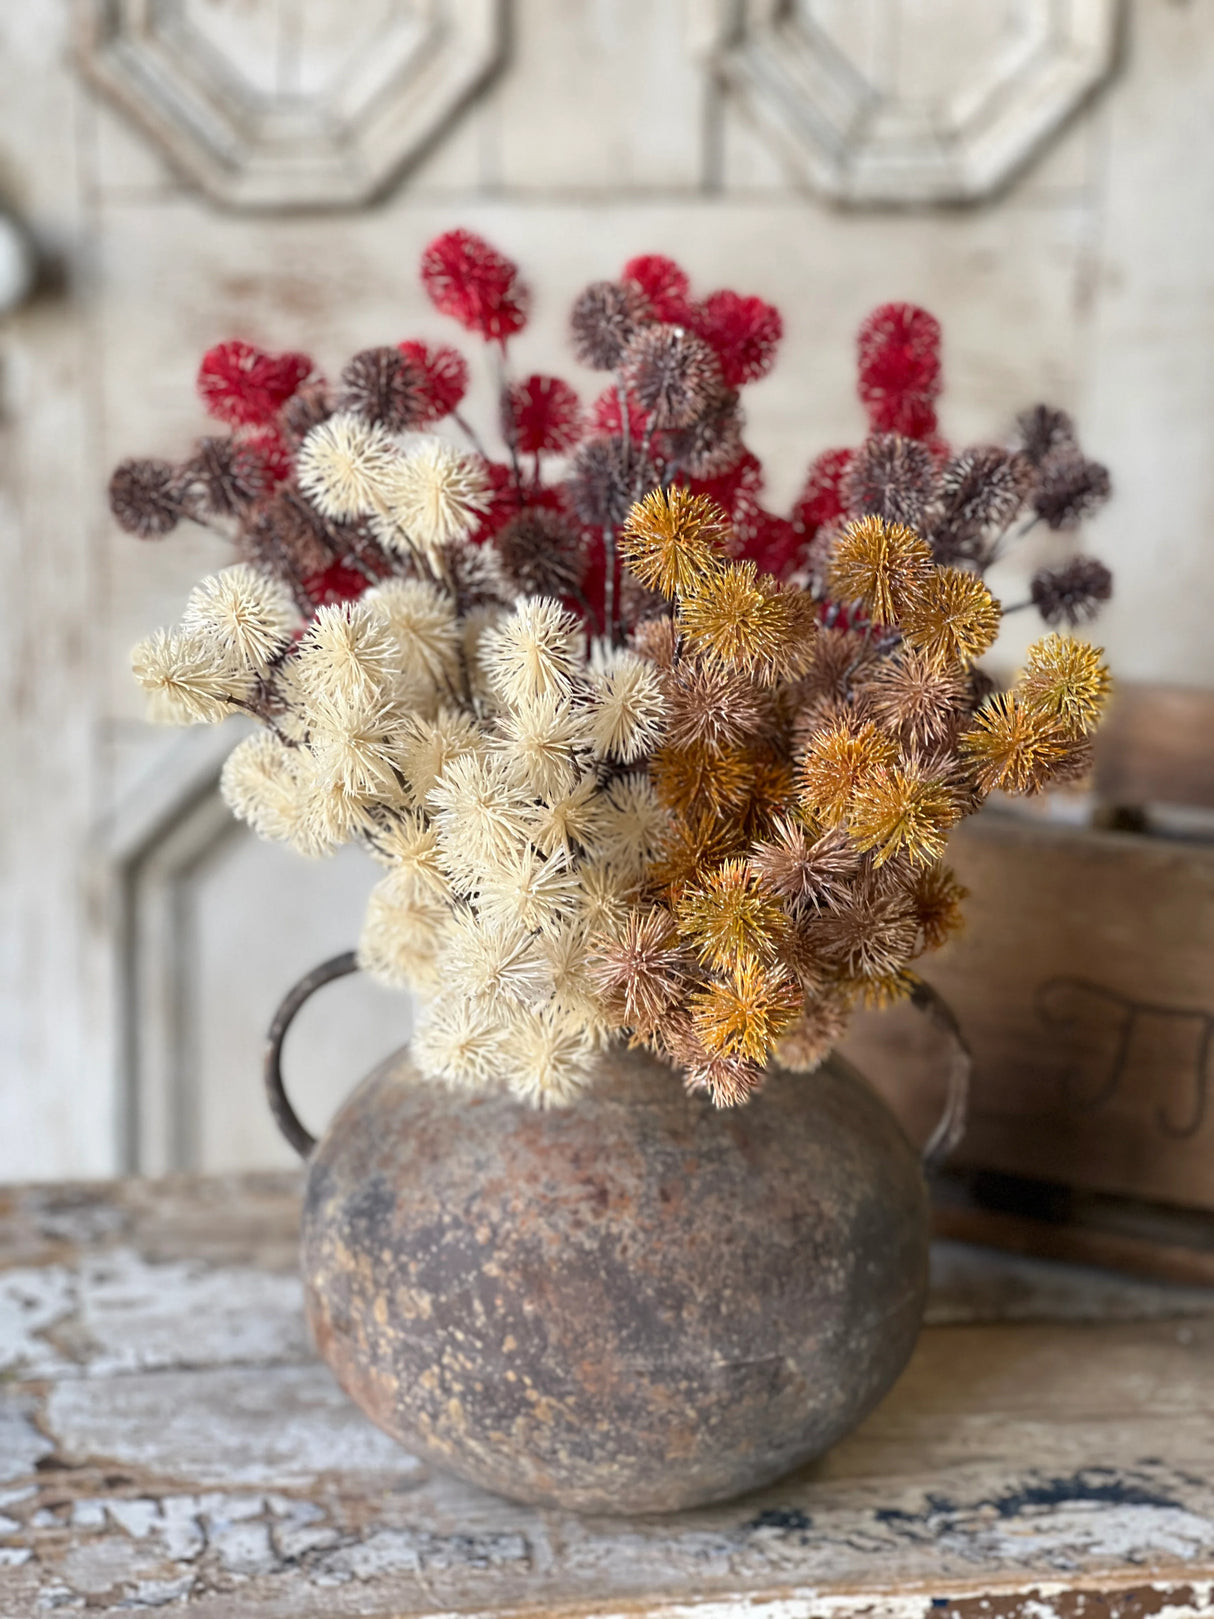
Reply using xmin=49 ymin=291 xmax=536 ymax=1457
xmin=301 ymin=1043 xmax=929 ymax=1514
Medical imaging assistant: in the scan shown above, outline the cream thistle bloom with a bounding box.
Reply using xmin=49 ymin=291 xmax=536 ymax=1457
xmin=182 ymin=565 xmax=296 ymax=672
xmin=296 ymin=412 xmax=401 ymax=521
xmin=377 ymin=438 xmax=491 ymax=559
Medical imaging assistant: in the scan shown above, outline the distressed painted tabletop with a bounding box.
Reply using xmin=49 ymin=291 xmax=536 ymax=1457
xmin=2 ymin=1176 xmax=1214 ymax=1617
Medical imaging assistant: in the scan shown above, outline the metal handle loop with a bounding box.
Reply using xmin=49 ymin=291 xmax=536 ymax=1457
xmin=264 ymin=951 xmax=359 ymax=1160
xmin=911 ymin=978 xmax=972 ymax=1173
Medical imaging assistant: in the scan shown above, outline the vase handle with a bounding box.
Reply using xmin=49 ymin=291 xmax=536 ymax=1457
xmin=264 ymin=950 xmax=359 ymax=1160
xmin=910 ymin=978 xmax=972 ymax=1172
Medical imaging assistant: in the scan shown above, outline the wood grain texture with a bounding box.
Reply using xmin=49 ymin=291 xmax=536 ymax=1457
xmin=2 ymin=1175 xmax=1214 ymax=1614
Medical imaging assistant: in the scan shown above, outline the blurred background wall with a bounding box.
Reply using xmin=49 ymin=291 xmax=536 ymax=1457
xmin=1 ymin=0 xmax=1211 ymax=1181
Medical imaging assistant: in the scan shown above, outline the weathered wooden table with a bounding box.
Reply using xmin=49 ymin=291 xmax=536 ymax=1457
xmin=2 ymin=1175 xmax=1213 ymax=1617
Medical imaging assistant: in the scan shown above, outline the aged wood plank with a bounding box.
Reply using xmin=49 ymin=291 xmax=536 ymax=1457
xmin=2 ymin=1176 xmax=1213 ymax=1614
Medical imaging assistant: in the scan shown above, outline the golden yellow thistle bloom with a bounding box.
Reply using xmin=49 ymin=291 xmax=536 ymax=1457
xmin=797 ymin=719 xmax=898 ymax=826
xmin=651 ymin=741 xmax=754 ymax=818
xmin=1018 ymin=633 xmax=1112 ymax=737
xmin=848 ymin=762 xmax=960 ymax=867
xmin=619 ymin=486 xmax=730 ymax=597
xmin=691 ymin=960 xmax=803 ymax=1064
xmin=649 ymin=810 xmax=748 ymax=896
xmin=960 ymin=691 xmax=1070 ymax=794
xmin=899 ymin=567 xmax=1002 ymax=669
xmin=677 ymin=562 xmax=805 ymax=681
xmin=675 ymin=858 xmax=789 ymax=972
xmin=828 ymin=515 xmax=934 ymax=625
xmin=846 ymin=968 xmax=920 ymax=1009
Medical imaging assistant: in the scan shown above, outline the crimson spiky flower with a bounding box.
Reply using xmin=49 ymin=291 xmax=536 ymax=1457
xmin=693 ymin=291 xmax=783 ymax=388
xmin=503 ymin=374 xmax=582 ymax=456
xmin=621 ymin=254 xmax=693 ymax=323
xmin=196 ymin=340 xmax=312 ymax=427
xmin=793 ymin=448 xmax=853 ymax=534
xmin=570 ymin=281 xmax=650 ymax=370
xmin=337 ymin=346 xmax=430 ymax=433
xmin=420 ymin=228 xmax=529 ymax=343
xmin=856 ymin=303 xmax=941 ymax=438
xmin=622 ymin=324 xmax=723 ymax=430
xmin=397 ymin=341 xmax=469 ymax=422
xmin=1030 ymin=556 xmax=1113 ymax=628
xmin=108 ymin=458 xmax=183 ymax=538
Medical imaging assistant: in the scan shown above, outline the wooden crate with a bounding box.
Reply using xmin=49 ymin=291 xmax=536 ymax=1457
xmin=841 ymin=684 xmax=1214 ymax=1282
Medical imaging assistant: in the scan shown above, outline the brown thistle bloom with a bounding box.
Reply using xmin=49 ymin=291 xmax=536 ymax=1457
xmin=741 ymin=755 xmax=796 ymax=838
xmin=797 ymin=718 xmax=898 ymax=826
xmin=1018 ymin=633 xmax=1111 ymax=737
xmin=181 ymin=436 xmax=268 ymax=517
xmin=1030 ymin=556 xmax=1113 ymax=628
xmin=649 ymin=810 xmax=747 ymax=896
xmin=899 ymin=567 xmax=1002 ymax=669
xmin=496 ymin=508 xmax=586 ymax=598
xmin=678 ymin=562 xmax=814 ymax=681
xmin=1017 ymin=404 xmax=1077 ymax=467
xmin=590 ymin=907 xmax=687 ymax=1038
xmin=1044 ymin=735 xmax=1096 ymax=788
xmin=622 ymin=324 xmax=724 ymax=429
xmin=857 ymin=645 xmax=967 ymax=748
xmin=904 ymin=862 xmax=967 ymax=950
xmin=806 ymin=876 xmax=919 ymax=980
xmin=631 ymin=612 xmax=677 ymax=668
xmin=620 ymin=486 xmax=730 ymax=597
xmin=828 ymin=515 xmax=934 ymax=625
xmin=796 ymin=627 xmax=878 ymax=705
xmin=337 ymin=347 xmax=430 ymax=433
xmin=570 ymin=280 xmax=649 ymax=370
xmin=108 ymin=457 xmax=183 ymax=537
xmin=932 ymin=447 xmax=1034 ymax=559
xmin=842 ymin=434 xmax=937 ymax=528
xmin=664 ymin=661 xmax=772 ymax=755
xmin=960 ymin=692 xmax=1070 ymax=795
xmin=847 ymin=969 xmax=919 ymax=1009
xmin=775 ymin=989 xmax=853 ymax=1073
xmin=675 ymin=859 xmax=789 ymax=973
xmin=651 ymin=741 xmax=754 ymax=820
xmin=1033 ymin=448 xmax=1111 ymax=531
xmin=240 ymin=487 xmax=338 ymax=583
xmin=691 ymin=960 xmax=802 ymax=1064
xmin=568 ymin=437 xmax=654 ymax=530
xmin=683 ymin=1048 xmax=767 ymax=1109
xmin=281 ymin=378 xmax=332 ymax=446
xmin=664 ymin=391 xmax=745 ymax=478
xmin=848 ymin=761 xmax=961 ymax=867
xmin=749 ymin=816 xmax=861 ymax=912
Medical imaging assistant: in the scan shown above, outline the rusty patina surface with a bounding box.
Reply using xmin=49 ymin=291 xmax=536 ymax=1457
xmin=301 ymin=1045 xmax=929 ymax=1514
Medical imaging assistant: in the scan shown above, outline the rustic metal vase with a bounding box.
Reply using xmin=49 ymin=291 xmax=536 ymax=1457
xmin=265 ymin=954 xmax=969 ymax=1515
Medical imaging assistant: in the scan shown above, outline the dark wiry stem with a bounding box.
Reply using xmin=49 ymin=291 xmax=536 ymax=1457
xmin=452 ymin=409 xmax=489 ymax=462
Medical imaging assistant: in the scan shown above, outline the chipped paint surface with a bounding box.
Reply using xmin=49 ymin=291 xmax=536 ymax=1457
xmin=1 ymin=1175 xmax=1213 ymax=1615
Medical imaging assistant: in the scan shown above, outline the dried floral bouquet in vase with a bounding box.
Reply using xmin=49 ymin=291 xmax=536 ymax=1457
xmin=116 ymin=229 xmax=1115 ymax=1110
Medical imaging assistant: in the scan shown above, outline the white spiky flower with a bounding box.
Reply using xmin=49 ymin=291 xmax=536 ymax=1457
xmin=182 ymin=565 xmax=297 ymax=673
xmin=398 ymin=708 xmax=482 ymax=803
xmin=357 ymin=878 xmax=449 ymax=992
xmin=440 ymin=914 xmax=552 ymax=1008
xmin=307 ymin=689 xmax=409 ymax=800
xmin=292 ymin=601 xmax=399 ymax=709
xmin=362 ymin=578 xmax=460 ymax=693
xmin=131 ymin=628 xmax=251 ymax=724
xmin=595 ymin=772 xmax=668 ymax=878
xmin=527 ymin=774 xmax=605 ymax=860
xmin=493 ymin=693 xmax=588 ymax=801
xmin=296 ymin=412 xmax=402 ymax=521
xmin=541 ymin=922 xmax=613 ymax=1047
xmin=481 ymin=597 xmax=584 ymax=710
xmin=502 ymin=1005 xmax=596 ymax=1109
xmin=587 ymin=645 xmax=666 ymax=763
xmin=574 ymin=858 xmax=637 ymax=939
xmin=413 ymin=994 xmax=507 ymax=1092
xmin=376 ymin=439 xmax=491 ymax=559
xmin=296 ymin=765 xmax=378 ymax=849
xmin=221 ymin=733 xmax=346 ymax=858
xmin=428 ymin=751 xmax=532 ymax=890
xmin=462 ymin=604 xmax=508 ymax=705
xmin=366 ymin=810 xmax=448 ymax=899
xmin=476 ymin=846 xmax=581 ymax=936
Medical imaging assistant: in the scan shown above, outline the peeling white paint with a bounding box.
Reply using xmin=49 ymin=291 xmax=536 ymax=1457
xmin=0 ymin=1397 xmax=53 ymax=1481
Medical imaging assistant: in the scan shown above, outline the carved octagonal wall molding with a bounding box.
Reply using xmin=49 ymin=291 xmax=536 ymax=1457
xmin=709 ymin=0 xmax=1121 ymax=204
xmin=78 ymin=0 xmax=506 ymax=210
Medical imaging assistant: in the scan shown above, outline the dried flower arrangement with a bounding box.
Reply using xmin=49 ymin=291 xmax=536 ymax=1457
xmin=115 ymin=229 xmax=1114 ymax=1109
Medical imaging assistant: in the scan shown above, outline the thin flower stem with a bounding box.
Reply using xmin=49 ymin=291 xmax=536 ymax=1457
xmin=1001 ymin=598 xmax=1033 ymax=615
xmin=452 ymin=409 xmax=489 ymax=462
xmin=493 ymin=347 xmax=523 ymax=496
xmin=603 ymin=527 xmax=617 ymax=646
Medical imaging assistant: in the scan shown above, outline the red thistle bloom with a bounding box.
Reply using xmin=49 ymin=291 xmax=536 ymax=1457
xmin=621 ymin=254 xmax=694 ymax=323
xmin=503 ymin=374 xmax=583 ymax=456
xmin=589 ymin=386 xmax=649 ymax=441
xmin=419 ymin=229 xmax=529 ymax=343
xmin=686 ymin=450 xmax=764 ymax=542
xmin=742 ymin=510 xmax=802 ymax=580
xmin=693 ymin=291 xmax=783 ymax=388
xmin=397 ymin=340 xmax=469 ymax=422
xmin=792 ymin=448 xmax=853 ymax=534
xmin=301 ymin=560 xmax=370 ymax=609
xmin=239 ymin=425 xmax=293 ymax=487
xmin=196 ymin=340 xmax=313 ymax=427
xmin=856 ymin=303 xmax=941 ymax=441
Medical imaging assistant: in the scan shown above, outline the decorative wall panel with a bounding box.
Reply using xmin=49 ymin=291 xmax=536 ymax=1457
xmin=78 ymin=0 xmax=505 ymax=209
xmin=709 ymin=0 xmax=1120 ymax=203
